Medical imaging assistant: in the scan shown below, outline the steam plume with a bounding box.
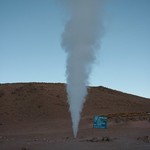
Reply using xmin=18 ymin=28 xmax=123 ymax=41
xmin=61 ymin=0 xmax=104 ymax=138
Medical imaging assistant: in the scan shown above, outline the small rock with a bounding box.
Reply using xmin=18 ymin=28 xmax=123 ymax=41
xmin=87 ymin=137 xmax=99 ymax=142
xmin=102 ymin=136 xmax=110 ymax=142
xmin=137 ymin=136 xmax=150 ymax=143
xmin=34 ymin=138 xmax=38 ymax=141
xmin=21 ymin=147 xmax=28 ymax=150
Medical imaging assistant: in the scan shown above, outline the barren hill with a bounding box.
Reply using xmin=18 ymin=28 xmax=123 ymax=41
xmin=0 ymin=83 xmax=150 ymax=124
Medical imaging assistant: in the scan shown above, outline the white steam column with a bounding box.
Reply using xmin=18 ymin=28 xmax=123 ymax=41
xmin=61 ymin=0 xmax=104 ymax=138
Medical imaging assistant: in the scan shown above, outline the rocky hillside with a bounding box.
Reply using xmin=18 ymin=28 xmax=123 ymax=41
xmin=0 ymin=83 xmax=149 ymax=123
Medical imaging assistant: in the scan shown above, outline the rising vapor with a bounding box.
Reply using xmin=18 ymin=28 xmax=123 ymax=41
xmin=61 ymin=0 xmax=104 ymax=138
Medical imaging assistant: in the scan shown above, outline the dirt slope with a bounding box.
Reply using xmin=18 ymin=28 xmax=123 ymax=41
xmin=0 ymin=83 xmax=150 ymax=124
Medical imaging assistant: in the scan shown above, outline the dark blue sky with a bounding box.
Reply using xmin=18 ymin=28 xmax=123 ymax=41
xmin=0 ymin=0 xmax=150 ymax=98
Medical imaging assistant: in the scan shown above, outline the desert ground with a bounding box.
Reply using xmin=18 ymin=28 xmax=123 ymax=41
xmin=0 ymin=83 xmax=150 ymax=150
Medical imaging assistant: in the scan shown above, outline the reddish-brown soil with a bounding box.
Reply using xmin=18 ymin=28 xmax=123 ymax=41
xmin=0 ymin=83 xmax=150 ymax=150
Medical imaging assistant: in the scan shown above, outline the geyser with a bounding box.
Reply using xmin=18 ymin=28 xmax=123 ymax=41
xmin=61 ymin=0 xmax=104 ymax=138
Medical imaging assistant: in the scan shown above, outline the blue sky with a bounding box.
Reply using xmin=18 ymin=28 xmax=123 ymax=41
xmin=0 ymin=0 xmax=150 ymax=98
